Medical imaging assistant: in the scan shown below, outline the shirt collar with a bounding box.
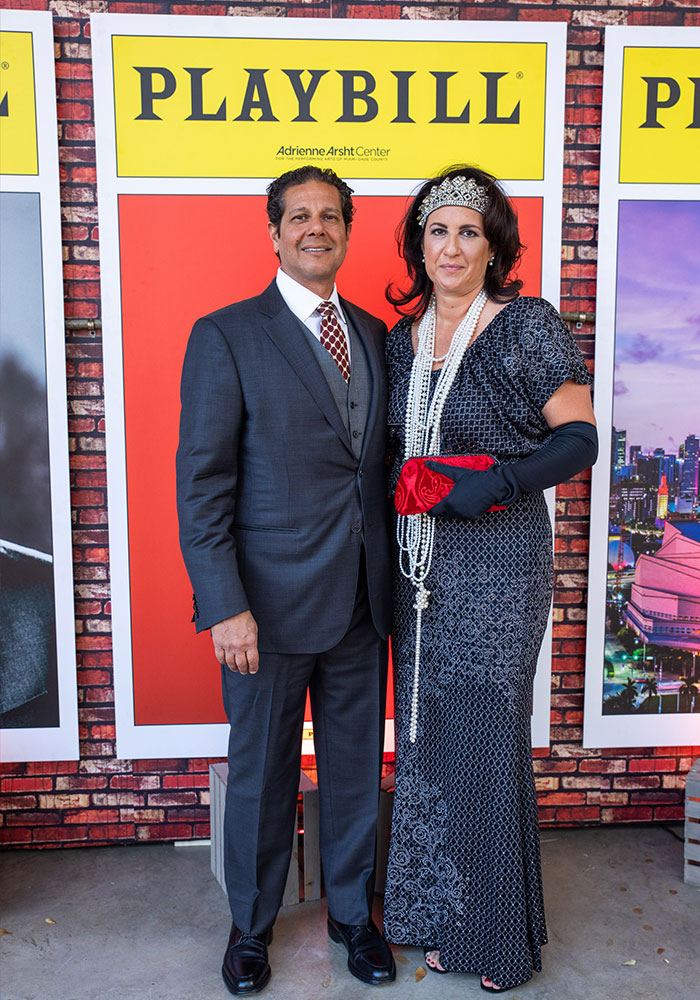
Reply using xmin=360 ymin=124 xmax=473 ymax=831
xmin=276 ymin=267 xmax=344 ymax=325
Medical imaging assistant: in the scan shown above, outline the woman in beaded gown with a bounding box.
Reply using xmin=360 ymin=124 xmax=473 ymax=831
xmin=382 ymin=167 xmax=597 ymax=993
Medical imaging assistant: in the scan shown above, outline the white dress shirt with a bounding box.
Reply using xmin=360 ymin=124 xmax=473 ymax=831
xmin=275 ymin=267 xmax=352 ymax=361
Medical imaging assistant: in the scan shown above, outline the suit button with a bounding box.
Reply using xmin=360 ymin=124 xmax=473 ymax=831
xmin=352 ymin=430 xmax=360 ymax=438
xmin=359 ymin=469 xmax=364 ymax=478
xmin=351 ymin=522 xmax=362 ymax=533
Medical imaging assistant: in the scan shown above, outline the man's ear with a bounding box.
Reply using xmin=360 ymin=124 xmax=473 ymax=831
xmin=345 ymin=223 xmax=352 ymax=241
xmin=267 ymin=221 xmax=280 ymax=253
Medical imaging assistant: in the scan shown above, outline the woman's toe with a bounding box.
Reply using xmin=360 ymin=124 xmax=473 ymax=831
xmin=426 ymin=951 xmax=446 ymax=972
xmin=481 ymin=976 xmax=503 ymax=991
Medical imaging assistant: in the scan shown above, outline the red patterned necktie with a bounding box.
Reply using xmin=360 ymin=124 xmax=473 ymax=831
xmin=317 ymin=300 xmax=351 ymax=383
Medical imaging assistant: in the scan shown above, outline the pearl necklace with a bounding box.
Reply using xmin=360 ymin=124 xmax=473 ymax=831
xmin=396 ymin=288 xmax=488 ymax=743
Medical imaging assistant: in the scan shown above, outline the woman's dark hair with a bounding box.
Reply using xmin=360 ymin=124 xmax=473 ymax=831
xmin=266 ymin=166 xmax=355 ymax=230
xmin=386 ymin=164 xmax=524 ymax=318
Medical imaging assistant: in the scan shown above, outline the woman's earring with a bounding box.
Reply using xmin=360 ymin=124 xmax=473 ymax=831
xmin=488 ymin=257 xmax=495 ymax=266
xmin=421 ymin=253 xmax=425 ymax=263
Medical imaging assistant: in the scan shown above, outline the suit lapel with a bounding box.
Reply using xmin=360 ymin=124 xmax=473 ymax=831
xmin=258 ymin=281 xmax=353 ymax=453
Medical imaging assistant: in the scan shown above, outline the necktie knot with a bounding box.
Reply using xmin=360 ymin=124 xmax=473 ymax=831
xmin=316 ymin=300 xmax=350 ymax=383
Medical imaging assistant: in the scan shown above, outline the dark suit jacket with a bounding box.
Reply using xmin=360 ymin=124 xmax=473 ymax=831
xmin=176 ymin=280 xmax=391 ymax=653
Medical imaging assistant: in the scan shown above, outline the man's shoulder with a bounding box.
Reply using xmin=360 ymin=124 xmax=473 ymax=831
xmin=341 ymin=297 xmax=387 ymax=335
xmin=198 ymin=285 xmax=274 ymax=328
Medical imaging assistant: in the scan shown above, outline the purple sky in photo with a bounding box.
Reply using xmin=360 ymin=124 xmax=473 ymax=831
xmin=613 ymin=200 xmax=700 ymax=455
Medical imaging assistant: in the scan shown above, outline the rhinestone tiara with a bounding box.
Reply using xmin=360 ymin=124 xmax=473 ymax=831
xmin=416 ymin=176 xmax=490 ymax=227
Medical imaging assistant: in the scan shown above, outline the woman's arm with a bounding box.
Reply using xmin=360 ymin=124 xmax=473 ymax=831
xmin=542 ymin=379 xmax=596 ymax=429
xmin=425 ymin=380 xmax=598 ymax=520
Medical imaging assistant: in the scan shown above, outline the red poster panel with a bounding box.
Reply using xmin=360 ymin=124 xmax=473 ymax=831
xmin=118 ymin=194 xmax=542 ymax=726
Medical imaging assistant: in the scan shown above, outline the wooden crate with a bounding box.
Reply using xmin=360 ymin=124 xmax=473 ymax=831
xmin=684 ymin=758 xmax=700 ymax=886
xmin=209 ymin=763 xmax=321 ymax=906
xmin=209 ymin=763 xmax=393 ymax=904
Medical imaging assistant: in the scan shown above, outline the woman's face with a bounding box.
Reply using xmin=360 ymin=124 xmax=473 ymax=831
xmin=421 ymin=205 xmax=493 ymax=300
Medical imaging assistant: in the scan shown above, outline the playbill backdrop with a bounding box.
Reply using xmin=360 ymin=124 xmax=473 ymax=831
xmin=0 ymin=11 xmax=78 ymax=763
xmin=91 ymin=14 xmax=567 ymax=759
xmin=585 ymin=26 xmax=700 ymax=748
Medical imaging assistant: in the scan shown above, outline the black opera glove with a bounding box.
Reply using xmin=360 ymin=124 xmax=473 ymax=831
xmin=425 ymin=420 xmax=599 ymax=521
xmin=424 ymin=461 xmax=519 ymax=520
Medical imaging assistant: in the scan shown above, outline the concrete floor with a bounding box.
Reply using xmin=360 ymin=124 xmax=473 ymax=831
xmin=0 ymin=825 xmax=697 ymax=1000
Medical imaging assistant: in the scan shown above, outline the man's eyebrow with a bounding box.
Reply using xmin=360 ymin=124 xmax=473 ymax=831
xmin=288 ymin=204 xmax=341 ymax=213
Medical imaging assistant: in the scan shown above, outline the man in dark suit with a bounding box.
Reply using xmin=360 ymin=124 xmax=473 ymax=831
xmin=176 ymin=166 xmax=394 ymax=995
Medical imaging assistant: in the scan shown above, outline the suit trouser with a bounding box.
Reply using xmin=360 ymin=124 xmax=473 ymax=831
xmin=221 ymin=562 xmax=388 ymax=934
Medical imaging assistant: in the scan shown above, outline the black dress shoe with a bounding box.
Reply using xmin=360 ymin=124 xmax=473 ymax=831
xmin=221 ymin=924 xmax=273 ymax=996
xmin=327 ymin=914 xmax=396 ymax=985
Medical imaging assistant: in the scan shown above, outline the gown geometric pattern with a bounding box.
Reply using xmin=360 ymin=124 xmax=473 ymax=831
xmin=383 ymin=297 xmax=593 ymax=989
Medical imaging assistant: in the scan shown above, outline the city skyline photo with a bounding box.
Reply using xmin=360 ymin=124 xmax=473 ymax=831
xmin=613 ymin=200 xmax=700 ymax=454
xmin=603 ymin=200 xmax=699 ymax=719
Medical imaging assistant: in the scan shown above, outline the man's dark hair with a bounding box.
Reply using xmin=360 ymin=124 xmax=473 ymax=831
xmin=266 ymin=166 xmax=355 ymax=231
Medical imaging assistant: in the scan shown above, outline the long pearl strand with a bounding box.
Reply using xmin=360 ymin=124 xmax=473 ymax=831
xmin=397 ymin=288 xmax=488 ymax=743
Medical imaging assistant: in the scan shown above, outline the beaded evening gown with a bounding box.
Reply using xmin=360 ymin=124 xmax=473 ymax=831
xmin=382 ymin=297 xmax=593 ymax=989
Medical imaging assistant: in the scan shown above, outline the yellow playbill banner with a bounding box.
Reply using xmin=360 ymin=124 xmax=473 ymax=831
xmin=620 ymin=46 xmax=700 ymax=184
xmin=1 ymin=10 xmax=79 ymax=764
xmin=585 ymin=26 xmax=700 ymax=750
xmin=111 ymin=35 xmax=548 ymax=179
xmin=0 ymin=31 xmax=39 ymax=176
xmin=93 ymin=14 xmax=565 ymax=758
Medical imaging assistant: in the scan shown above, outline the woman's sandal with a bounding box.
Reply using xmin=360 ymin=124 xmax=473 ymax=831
xmin=480 ymin=975 xmax=518 ymax=993
xmin=423 ymin=948 xmax=449 ymax=975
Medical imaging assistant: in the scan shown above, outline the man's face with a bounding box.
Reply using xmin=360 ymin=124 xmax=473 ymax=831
xmin=268 ymin=180 xmax=350 ymax=297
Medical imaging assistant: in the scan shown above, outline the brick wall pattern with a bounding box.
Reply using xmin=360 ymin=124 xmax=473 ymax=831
xmin=0 ymin=0 xmax=699 ymax=849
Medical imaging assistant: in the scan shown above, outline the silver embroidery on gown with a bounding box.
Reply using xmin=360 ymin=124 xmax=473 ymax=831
xmin=383 ymin=297 xmax=593 ymax=989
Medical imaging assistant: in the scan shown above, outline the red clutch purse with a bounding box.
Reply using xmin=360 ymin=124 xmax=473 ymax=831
xmin=394 ymin=455 xmax=507 ymax=516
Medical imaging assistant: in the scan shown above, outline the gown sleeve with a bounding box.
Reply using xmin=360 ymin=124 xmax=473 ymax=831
xmin=517 ymin=298 xmax=593 ymax=412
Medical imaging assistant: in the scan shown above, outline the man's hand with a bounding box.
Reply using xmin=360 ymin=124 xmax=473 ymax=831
xmin=211 ymin=611 xmax=259 ymax=674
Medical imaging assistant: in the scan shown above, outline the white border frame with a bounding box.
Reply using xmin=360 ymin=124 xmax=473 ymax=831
xmin=584 ymin=26 xmax=700 ymax=748
xmin=0 ymin=11 xmax=79 ymax=762
xmin=91 ymin=13 xmax=567 ymax=758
